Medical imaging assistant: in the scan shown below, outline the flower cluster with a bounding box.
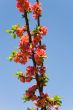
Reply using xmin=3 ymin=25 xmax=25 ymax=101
xmin=32 ymin=26 xmax=48 ymax=46
xmin=24 ymin=84 xmax=38 ymax=101
xmin=6 ymin=0 xmax=62 ymax=110
xmin=32 ymin=2 xmax=42 ymax=19
xmin=34 ymin=93 xmax=48 ymax=108
xmin=16 ymin=25 xmax=27 ymax=37
xmin=34 ymin=48 xmax=47 ymax=66
xmin=26 ymin=66 xmax=37 ymax=76
xmin=13 ymin=50 xmax=30 ymax=64
xmin=16 ymin=0 xmax=31 ymax=13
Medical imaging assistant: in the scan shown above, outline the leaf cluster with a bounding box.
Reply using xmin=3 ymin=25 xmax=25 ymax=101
xmin=54 ymin=96 xmax=62 ymax=106
xmin=9 ymin=50 xmax=16 ymax=61
xmin=6 ymin=24 xmax=20 ymax=39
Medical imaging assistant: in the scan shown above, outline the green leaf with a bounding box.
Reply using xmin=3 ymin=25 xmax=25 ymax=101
xmin=9 ymin=50 xmax=16 ymax=61
xmin=12 ymin=25 xmax=17 ymax=30
xmin=12 ymin=72 xmax=22 ymax=81
xmin=54 ymin=96 xmax=62 ymax=106
xmin=6 ymin=24 xmax=20 ymax=39
xmin=5 ymin=30 xmax=11 ymax=33
xmin=27 ymin=10 xmax=32 ymax=13
xmin=12 ymin=33 xmax=16 ymax=39
xmin=5 ymin=30 xmax=14 ymax=34
xmin=9 ymin=56 xmax=13 ymax=61
xmin=12 ymin=73 xmax=18 ymax=76
xmin=12 ymin=50 xmax=17 ymax=55
xmin=44 ymin=73 xmax=49 ymax=82
xmin=30 ymin=108 xmax=36 ymax=110
xmin=9 ymin=32 xmax=16 ymax=39
xmin=22 ymin=95 xmax=30 ymax=102
xmin=57 ymin=100 xmax=62 ymax=106
xmin=12 ymin=71 xmax=22 ymax=79
xmin=14 ymin=71 xmax=22 ymax=76
xmin=32 ymin=26 xmax=40 ymax=37
xmin=54 ymin=96 xmax=60 ymax=101
xmin=11 ymin=24 xmax=20 ymax=30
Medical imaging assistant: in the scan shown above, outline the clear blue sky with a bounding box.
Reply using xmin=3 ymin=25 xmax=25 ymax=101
xmin=0 ymin=0 xmax=73 ymax=110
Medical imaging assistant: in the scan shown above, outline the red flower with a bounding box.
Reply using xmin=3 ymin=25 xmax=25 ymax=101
xmin=16 ymin=0 xmax=31 ymax=13
xmin=24 ymin=84 xmax=37 ymax=100
xmin=13 ymin=50 xmax=30 ymax=64
xmin=31 ymin=95 xmax=38 ymax=101
xmin=40 ymin=26 xmax=48 ymax=36
xmin=19 ymin=76 xmax=25 ymax=83
xmin=32 ymin=2 xmax=42 ymax=19
xmin=35 ymin=48 xmax=46 ymax=57
xmin=28 ymin=84 xmax=37 ymax=92
xmin=16 ymin=26 xmax=26 ymax=37
xmin=19 ymin=34 xmax=32 ymax=56
xmin=37 ymin=45 xmax=46 ymax=50
xmin=38 ymin=66 xmax=46 ymax=75
xmin=25 ymin=77 xmax=32 ymax=82
xmin=26 ymin=66 xmax=37 ymax=77
xmin=19 ymin=34 xmax=29 ymax=48
xmin=32 ymin=26 xmax=48 ymax=46
xmin=32 ymin=34 xmax=42 ymax=46
xmin=34 ymin=48 xmax=47 ymax=65
xmin=34 ymin=93 xmax=50 ymax=108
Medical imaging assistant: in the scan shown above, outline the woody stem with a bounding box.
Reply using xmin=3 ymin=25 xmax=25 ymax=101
xmin=24 ymin=10 xmax=42 ymax=96
xmin=36 ymin=0 xmax=41 ymax=45
xmin=24 ymin=8 xmax=46 ymax=110
xmin=36 ymin=0 xmax=46 ymax=110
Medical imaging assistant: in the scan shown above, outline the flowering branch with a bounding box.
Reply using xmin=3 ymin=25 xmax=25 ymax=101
xmin=6 ymin=0 xmax=62 ymax=110
xmin=24 ymin=11 xmax=44 ymax=109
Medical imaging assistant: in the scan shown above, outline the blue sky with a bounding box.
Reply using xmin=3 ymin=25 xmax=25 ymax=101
xmin=0 ymin=0 xmax=73 ymax=110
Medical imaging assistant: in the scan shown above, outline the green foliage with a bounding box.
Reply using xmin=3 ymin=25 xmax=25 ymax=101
xmin=38 ymin=73 xmax=49 ymax=85
xmin=9 ymin=50 xmax=16 ymax=61
xmin=12 ymin=71 xmax=23 ymax=78
xmin=6 ymin=29 xmax=16 ymax=39
xmin=5 ymin=30 xmax=14 ymax=33
xmin=22 ymin=95 xmax=30 ymax=102
xmin=12 ymin=72 xmax=19 ymax=76
xmin=5 ymin=24 xmax=20 ymax=39
xmin=32 ymin=26 xmax=40 ymax=37
xmin=54 ymin=96 xmax=62 ymax=106
xmin=11 ymin=24 xmax=20 ymax=30
xmin=29 ymin=108 xmax=36 ymax=110
xmin=44 ymin=73 xmax=49 ymax=83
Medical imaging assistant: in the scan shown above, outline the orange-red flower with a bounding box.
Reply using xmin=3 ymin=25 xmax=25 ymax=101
xmin=32 ymin=2 xmax=42 ymax=19
xmin=35 ymin=48 xmax=46 ymax=57
xmin=34 ymin=48 xmax=46 ymax=65
xmin=40 ymin=26 xmax=48 ymax=36
xmin=34 ymin=93 xmax=50 ymax=108
xmin=19 ymin=76 xmax=25 ymax=83
xmin=26 ymin=66 xmax=37 ymax=77
xmin=16 ymin=26 xmax=26 ymax=37
xmin=16 ymin=0 xmax=31 ymax=13
xmin=24 ymin=84 xmax=37 ymax=100
xmin=13 ymin=50 xmax=30 ymax=64
xmin=19 ymin=34 xmax=29 ymax=47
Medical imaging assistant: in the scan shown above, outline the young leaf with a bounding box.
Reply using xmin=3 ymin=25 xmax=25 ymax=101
xmin=12 ymin=33 xmax=16 ymax=39
xmin=6 ymin=30 xmax=14 ymax=34
xmin=22 ymin=95 xmax=30 ymax=102
xmin=11 ymin=24 xmax=20 ymax=30
xmin=54 ymin=96 xmax=62 ymax=106
xmin=9 ymin=50 xmax=16 ymax=61
xmin=5 ymin=30 xmax=11 ymax=33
